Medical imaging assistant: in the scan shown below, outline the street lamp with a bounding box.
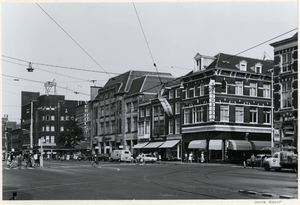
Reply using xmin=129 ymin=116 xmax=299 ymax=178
xmin=268 ymin=69 xmax=274 ymax=155
xmin=39 ymin=137 xmax=45 ymax=167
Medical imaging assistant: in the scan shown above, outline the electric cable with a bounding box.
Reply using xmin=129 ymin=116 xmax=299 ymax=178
xmin=36 ymin=3 xmax=112 ymax=78
xmin=133 ymin=3 xmax=162 ymax=85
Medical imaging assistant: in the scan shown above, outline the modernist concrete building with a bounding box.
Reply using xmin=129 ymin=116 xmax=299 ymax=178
xmin=21 ymin=91 xmax=82 ymax=158
xmin=270 ymin=33 xmax=298 ymax=151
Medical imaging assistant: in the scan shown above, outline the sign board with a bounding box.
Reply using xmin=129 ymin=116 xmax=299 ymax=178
xmin=95 ymin=146 xmax=99 ymax=149
xmin=119 ymin=145 xmax=124 ymax=149
xmin=274 ymin=129 xmax=280 ymax=142
xmin=158 ymin=97 xmax=173 ymax=116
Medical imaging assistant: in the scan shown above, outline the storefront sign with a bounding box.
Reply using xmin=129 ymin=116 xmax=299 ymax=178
xmin=274 ymin=129 xmax=280 ymax=142
xmin=158 ymin=97 xmax=173 ymax=116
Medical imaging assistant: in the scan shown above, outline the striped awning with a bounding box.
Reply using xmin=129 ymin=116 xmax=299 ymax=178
xmin=188 ymin=140 xmax=206 ymax=149
xmin=250 ymin=141 xmax=271 ymax=150
xmin=228 ymin=140 xmax=252 ymax=150
xmin=143 ymin=141 xmax=164 ymax=149
xmin=133 ymin=142 xmax=149 ymax=149
xmin=159 ymin=140 xmax=180 ymax=148
xmin=209 ymin=140 xmax=223 ymax=150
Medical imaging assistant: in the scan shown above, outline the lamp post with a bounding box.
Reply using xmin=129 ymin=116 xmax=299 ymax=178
xmin=268 ymin=69 xmax=274 ymax=155
xmin=39 ymin=137 xmax=44 ymax=167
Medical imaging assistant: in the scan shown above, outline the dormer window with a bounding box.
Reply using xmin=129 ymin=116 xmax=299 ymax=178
xmin=239 ymin=60 xmax=247 ymax=71
xmin=255 ymin=63 xmax=262 ymax=73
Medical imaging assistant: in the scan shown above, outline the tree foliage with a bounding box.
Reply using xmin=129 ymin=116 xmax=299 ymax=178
xmin=59 ymin=119 xmax=84 ymax=149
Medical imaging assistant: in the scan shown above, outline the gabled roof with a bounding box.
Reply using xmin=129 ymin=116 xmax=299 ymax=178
xmin=104 ymin=70 xmax=173 ymax=93
xmin=127 ymin=74 xmax=175 ymax=95
xmin=206 ymin=53 xmax=274 ymax=74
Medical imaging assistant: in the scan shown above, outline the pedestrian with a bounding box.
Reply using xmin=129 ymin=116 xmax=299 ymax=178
xmin=92 ymin=154 xmax=99 ymax=167
xmin=158 ymin=154 xmax=161 ymax=162
xmin=188 ymin=152 xmax=193 ymax=163
xmin=242 ymin=153 xmax=247 ymax=168
xmin=250 ymin=154 xmax=255 ymax=169
xmin=201 ymin=152 xmax=205 ymax=163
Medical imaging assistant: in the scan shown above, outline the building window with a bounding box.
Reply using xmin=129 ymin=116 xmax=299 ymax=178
xmin=263 ymin=110 xmax=271 ymax=124
xmin=51 ymin=126 xmax=55 ymax=132
xmin=65 ymin=115 xmax=69 ymax=121
xmin=169 ymin=120 xmax=174 ymax=134
xmin=126 ymin=118 xmax=131 ymax=132
xmin=249 ymin=83 xmax=257 ymax=97
xmin=146 ymin=107 xmax=150 ymax=116
xmin=255 ymin=63 xmax=262 ymax=73
xmin=132 ymin=101 xmax=137 ymax=112
xmin=239 ymin=60 xmax=247 ymax=71
xmin=188 ymin=88 xmax=194 ymax=98
xmin=145 ymin=121 xmax=150 ymax=134
xmin=46 ymin=136 xmax=50 ymax=144
xmin=263 ymin=84 xmax=271 ymax=98
xmin=46 ymin=125 xmax=50 ymax=131
xmin=235 ymin=81 xmax=243 ymax=95
xmin=60 ymin=126 xmax=64 ymax=132
xmin=281 ymin=52 xmax=292 ymax=72
xmin=51 ymin=115 xmax=55 ymax=121
xmin=111 ymin=121 xmax=116 ymax=134
xmin=105 ymin=122 xmax=109 ymax=134
xmin=100 ymin=123 xmax=104 ymax=135
xmin=220 ymin=105 xmax=229 ymax=122
xmin=169 ymin=90 xmax=174 ymax=99
xmin=175 ymin=88 xmax=181 ymax=98
xmin=281 ymin=82 xmax=292 ymax=108
xmin=140 ymin=108 xmax=145 ymax=117
xmin=126 ymin=103 xmax=131 ymax=113
xmin=51 ymin=136 xmax=55 ymax=144
xmin=133 ymin=117 xmax=137 ymax=132
xmin=153 ymin=107 xmax=158 ymax=116
xmin=182 ymin=89 xmax=187 ymax=100
xmin=250 ymin=107 xmax=258 ymax=123
xmin=175 ymin=102 xmax=180 ymax=114
xmin=175 ymin=118 xmax=180 ymax=134
xmin=194 ymin=107 xmax=204 ymax=123
xmin=46 ymin=115 xmax=50 ymax=121
xmin=184 ymin=108 xmax=192 ymax=124
xmin=138 ymin=122 xmax=144 ymax=135
xmin=42 ymin=126 xmax=45 ymax=131
xmin=235 ymin=106 xmax=244 ymax=123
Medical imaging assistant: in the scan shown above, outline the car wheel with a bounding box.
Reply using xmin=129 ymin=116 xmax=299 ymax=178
xmin=264 ymin=164 xmax=270 ymax=171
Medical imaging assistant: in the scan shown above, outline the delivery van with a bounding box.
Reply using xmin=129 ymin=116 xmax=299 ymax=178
xmin=110 ymin=150 xmax=132 ymax=162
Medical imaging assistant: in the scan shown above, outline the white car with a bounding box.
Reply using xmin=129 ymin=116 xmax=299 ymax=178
xmin=140 ymin=154 xmax=157 ymax=163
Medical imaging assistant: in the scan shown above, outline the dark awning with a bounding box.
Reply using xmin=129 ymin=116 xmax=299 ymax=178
xmin=250 ymin=141 xmax=271 ymax=150
xmin=143 ymin=141 xmax=164 ymax=149
xmin=228 ymin=140 xmax=252 ymax=150
xmin=159 ymin=140 xmax=180 ymax=148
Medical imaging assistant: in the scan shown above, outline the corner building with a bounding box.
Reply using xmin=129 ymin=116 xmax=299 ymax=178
xmin=180 ymin=53 xmax=274 ymax=163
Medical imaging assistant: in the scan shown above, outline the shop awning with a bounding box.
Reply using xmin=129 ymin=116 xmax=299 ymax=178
xmin=250 ymin=141 xmax=271 ymax=150
xmin=282 ymin=137 xmax=295 ymax=141
xmin=209 ymin=140 xmax=223 ymax=150
xmin=159 ymin=140 xmax=180 ymax=148
xmin=133 ymin=142 xmax=149 ymax=149
xmin=228 ymin=140 xmax=252 ymax=150
xmin=188 ymin=140 xmax=206 ymax=149
xmin=143 ymin=141 xmax=165 ymax=149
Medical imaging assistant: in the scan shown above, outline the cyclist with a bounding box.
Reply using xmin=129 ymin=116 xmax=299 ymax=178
xmin=92 ymin=154 xmax=99 ymax=167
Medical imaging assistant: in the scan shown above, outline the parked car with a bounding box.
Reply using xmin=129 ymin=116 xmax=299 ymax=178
xmin=139 ymin=154 xmax=157 ymax=163
xmin=247 ymin=154 xmax=271 ymax=167
xmin=77 ymin=154 xmax=87 ymax=161
xmin=98 ymin=153 xmax=110 ymax=161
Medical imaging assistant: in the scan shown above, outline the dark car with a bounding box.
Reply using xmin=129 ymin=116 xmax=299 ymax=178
xmin=98 ymin=153 xmax=110 ymax=161
xmin=247 ymin=154 xmax=271 ymax=167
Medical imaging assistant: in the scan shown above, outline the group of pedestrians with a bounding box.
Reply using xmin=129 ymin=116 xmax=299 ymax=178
xmin=6 ymin=152 xmax=41 ymax=168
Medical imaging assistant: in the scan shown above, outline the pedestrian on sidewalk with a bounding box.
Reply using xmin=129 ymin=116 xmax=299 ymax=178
xmin=242 ymin=153 xmax=247 ymax=168
xmin=200 ymin=152 xmax=205 ymax=163
xmin=250 ymin=154 xmax=255 ymax=169
xmin=188 ymin=152 xmax=193 ymax=163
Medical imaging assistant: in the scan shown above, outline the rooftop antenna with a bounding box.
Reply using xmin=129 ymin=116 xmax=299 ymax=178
xmin=44 ymin=79 xmax=57 ymax=96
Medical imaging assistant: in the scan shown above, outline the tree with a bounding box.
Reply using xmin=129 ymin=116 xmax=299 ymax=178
xmin=59 ymin=118 xmax=84 ymax=149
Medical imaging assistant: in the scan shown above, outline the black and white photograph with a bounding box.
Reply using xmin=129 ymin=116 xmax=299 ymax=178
xmin=1 ymin=0 xmax=298 ymax=203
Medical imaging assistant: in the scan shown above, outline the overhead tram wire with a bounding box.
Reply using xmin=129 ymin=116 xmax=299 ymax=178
xmin=35 ymin=3 xmax=112 ymax=78
xmin=2 ymin=58 xmax=104 ymax=86
xmin=222 ymin=28 xmax=298 ymax=62
xmin=133 ymin=3 xmax=162 ymax=85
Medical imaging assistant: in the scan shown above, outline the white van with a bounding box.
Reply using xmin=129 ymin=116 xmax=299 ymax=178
xmin=110 ymin=150 xmax=132 ymax=162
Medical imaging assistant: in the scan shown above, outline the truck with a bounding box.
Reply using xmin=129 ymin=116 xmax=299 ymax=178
xmin=109 ymin=150 xmax=133 ymax=162
xmin=263 ymin=151 xmax=298 ymax=172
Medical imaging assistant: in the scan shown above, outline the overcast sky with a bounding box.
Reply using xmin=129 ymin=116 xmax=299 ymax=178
xmin=1 ymin=2 xmax=298 ymax=123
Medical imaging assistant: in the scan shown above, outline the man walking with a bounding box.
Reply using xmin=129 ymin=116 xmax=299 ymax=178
xmin=242 ymin=153 xmax=247 ymax=168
